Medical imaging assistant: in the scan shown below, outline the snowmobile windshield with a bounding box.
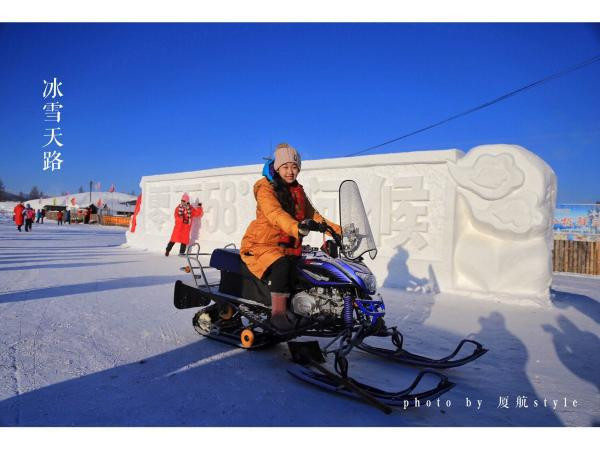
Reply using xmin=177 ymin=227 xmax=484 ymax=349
xmin=338 ymin=180 xmax=377 ymax=260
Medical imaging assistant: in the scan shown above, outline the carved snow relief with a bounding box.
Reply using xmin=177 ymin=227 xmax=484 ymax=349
xmin=449 ymin=145 xmax=556 ymax=297
xmin=449 ymin=153 xmax=525 ymax=200
xmin=127 ymin=144 xmax=556 ymax=300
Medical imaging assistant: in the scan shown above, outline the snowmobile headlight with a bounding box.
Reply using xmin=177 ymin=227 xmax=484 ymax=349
xmin=356 ymin=272 xmax=377 ymax=294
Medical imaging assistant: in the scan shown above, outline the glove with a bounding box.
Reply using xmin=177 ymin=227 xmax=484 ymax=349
xmin=298 ymin=219 xmax=327 ymax=236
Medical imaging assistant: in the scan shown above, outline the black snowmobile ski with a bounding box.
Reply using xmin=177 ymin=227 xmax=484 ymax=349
xmin=357 ymin=328 xmax=488 ymax=369
xmin=287 ymin=341 xmax=455 ymax=413
xmin=287 ymin=365 xmax=455 ymax=410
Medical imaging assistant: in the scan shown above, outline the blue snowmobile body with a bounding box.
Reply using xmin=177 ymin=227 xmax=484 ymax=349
xmin=173 ymin=180 xmax=486 ymax=413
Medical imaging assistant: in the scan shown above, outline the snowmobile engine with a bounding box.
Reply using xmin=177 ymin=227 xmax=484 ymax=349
xmin=291 ymin=287 xmax=344 ymax=318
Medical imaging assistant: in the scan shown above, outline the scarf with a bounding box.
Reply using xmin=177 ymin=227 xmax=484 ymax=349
xmin=177 ymin=203 xmax=192 ymax=224
xmin=278 ymin=183 xmax=306 ymax=256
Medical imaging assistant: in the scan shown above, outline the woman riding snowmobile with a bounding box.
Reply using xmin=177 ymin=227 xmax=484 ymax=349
xmin=240 ymin=142 xmax=341 ymax=331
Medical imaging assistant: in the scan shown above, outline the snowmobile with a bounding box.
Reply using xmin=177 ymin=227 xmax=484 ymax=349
xmin=173 ymin=180 xmax=487 ymax=414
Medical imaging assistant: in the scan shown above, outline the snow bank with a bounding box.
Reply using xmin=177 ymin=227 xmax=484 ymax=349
xmin=126 ymin=144 xmax=556 ymax=300
xmin=0 ymin=201 xmax=18 ymax=224
xmin=0 ymin=201 xmax=18 ymax=213
xmin=21 ymin=192 xmax=137 ymax=211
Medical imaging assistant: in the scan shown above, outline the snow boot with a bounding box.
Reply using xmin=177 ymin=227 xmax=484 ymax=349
xmin=269 ymin=292 xmax=295 ymax=332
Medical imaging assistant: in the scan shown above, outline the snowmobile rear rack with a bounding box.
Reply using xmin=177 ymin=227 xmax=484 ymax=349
xmin=184 ymin=243 xmax=215 ymax=290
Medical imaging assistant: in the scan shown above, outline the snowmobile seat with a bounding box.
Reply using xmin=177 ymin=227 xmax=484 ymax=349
xmin=210 ymin=248 xmax=242 ymax=274
xmin=210 ymin=248 xmax=244 ymax=298
xmin=209 ymin=248 xmax=271 ymax=305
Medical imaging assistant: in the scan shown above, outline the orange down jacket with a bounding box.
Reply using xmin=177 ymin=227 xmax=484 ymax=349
xmin=240 ymin=177 xmax=342 ymax=279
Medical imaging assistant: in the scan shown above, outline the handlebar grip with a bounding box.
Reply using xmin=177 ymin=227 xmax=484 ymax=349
xmin=303 ymin=219 xmax=324 ymax=232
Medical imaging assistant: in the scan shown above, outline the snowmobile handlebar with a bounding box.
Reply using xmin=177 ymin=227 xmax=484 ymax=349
xmin=324 ymin=223 xmax=342 ymax=243
xmin=300 ymin=219 xmax=329 ymax=233
xmin=321 ymin=223 xmax=346 ymax=257
xmin=303 ymin=221 xmax=346 ymax=258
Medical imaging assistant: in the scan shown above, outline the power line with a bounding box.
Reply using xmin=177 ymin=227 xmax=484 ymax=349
xmin=345 ymin=53 xmax=600 ymax=158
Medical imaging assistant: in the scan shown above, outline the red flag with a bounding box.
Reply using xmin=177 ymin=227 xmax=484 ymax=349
xmin=109 ymin=184 xmax=115 ymax=193
xmin=130 ymin=194 xmax=142 ymax=233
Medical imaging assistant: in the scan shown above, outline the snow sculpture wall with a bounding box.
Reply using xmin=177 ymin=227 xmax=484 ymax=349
xmin=126 ymin=144 xmax=556 ymax=299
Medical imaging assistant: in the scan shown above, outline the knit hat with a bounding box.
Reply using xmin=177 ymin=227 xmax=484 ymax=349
xmin=274 ymin=143 xmax=301 ymax=171
xmin=181 ymin=193 xmax=190 ymax=202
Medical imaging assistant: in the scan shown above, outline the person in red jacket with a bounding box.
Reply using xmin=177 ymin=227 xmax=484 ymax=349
xmin=24 ymin=204 xmax=35 ymax=232
xmin=13 ymin=202 xmax=25 ymax=232
xmin=57 ymin=210 xmax=64 ymax=226
xmin=165 ymin=193 xmax=203 ymax=257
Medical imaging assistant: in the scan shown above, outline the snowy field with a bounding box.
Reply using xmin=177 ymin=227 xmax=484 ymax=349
xmin=0 ymin=217 xmax=598 ymax=426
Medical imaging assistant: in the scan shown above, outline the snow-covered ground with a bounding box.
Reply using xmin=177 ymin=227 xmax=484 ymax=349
xmin=0 ymin=219 xmax=598 ymax=426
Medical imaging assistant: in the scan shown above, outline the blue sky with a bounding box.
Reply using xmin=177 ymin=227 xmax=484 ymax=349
xmin=0 ymin=22 xmax=599 ymax=202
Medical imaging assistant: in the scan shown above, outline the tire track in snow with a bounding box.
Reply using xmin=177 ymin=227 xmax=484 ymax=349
xmin=3 ymin=303 xmax=25 ymax=425
xmin=159 ymin=325 xmax=168 ymax=343
xmin=87 ymin=328 xmax=124 ymax=370
xmin=5 ymin=344 xmax=23 ymax=425
xmin=163 ymin=348 xmax=245 ymax=378
xmin=161 ymin=323 xmax=182 ymax=345
xmin=31 ymin=292 xmax=53 ymax=390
